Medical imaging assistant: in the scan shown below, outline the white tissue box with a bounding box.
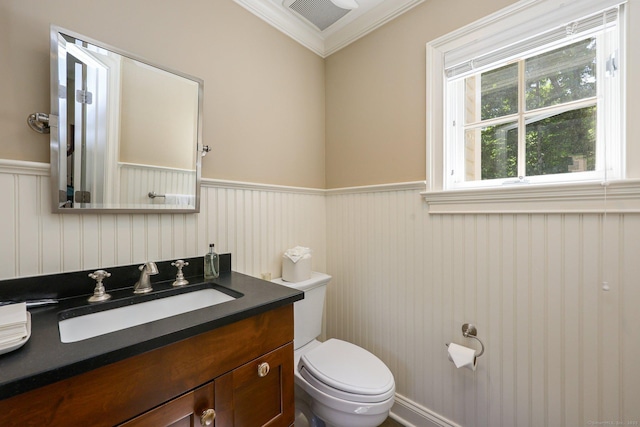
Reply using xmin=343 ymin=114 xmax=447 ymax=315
xmin=282 ymin=256 xmax=311 ymax=282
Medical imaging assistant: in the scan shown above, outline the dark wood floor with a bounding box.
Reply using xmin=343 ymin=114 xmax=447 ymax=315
xmin=380 ymin=417 xmax=404 ymax=427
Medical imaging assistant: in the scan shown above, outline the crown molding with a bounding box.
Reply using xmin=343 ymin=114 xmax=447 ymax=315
xmin=324 ymin=0 xmax=425 ymax=56
xmin=233 ymin=0 xmax=425 ymax=58
xmin=233 ymin=0 xmax=326 ymax=56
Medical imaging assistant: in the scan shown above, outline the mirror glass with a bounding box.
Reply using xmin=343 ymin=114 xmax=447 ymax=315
xmin=50 ymin=26 xmax=203 ymax=213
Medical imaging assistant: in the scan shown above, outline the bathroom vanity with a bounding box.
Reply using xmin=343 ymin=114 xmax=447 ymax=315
xmin=0 ymin=255 xmax=302 ymax=426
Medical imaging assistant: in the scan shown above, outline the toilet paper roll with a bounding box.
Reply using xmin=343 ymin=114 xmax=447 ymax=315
xmin=447 ymin=343 xmax=477 ymax=371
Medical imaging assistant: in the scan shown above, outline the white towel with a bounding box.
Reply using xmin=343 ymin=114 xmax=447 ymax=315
xmin=164 ymin=194 xmax=195 ymax=206
xmin=0 ymin=303 xmax=27 ymax=344
xmin=283 ymin=246 xmax=312 ymax=263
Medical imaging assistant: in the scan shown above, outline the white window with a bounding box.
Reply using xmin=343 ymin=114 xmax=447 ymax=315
xmin=424 ymin=0 xmax=634 ymax=213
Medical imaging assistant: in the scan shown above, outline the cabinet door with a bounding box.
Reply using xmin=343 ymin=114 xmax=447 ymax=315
xmin=215 ymin=343 xmax=294 ymax=427
xmin=119 ymin=382 xmax=215 ymax=427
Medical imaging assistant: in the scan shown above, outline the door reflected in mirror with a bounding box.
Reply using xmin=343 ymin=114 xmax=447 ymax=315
xmin=50 ymin=26 xmax=203 ymax=213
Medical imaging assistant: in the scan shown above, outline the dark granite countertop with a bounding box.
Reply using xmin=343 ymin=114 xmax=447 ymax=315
xmin=0 ymin=255 xmax=302 ymax=400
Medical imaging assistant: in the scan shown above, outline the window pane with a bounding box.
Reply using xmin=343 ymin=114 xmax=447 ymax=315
xmin=525 ymin=38 xmax=597 ymax=111
xmin=525 ymin=106 xmax=596 ymax=176
xmin=464 ymin=122 xmax=518 ymax=181
xmin=479 ymin=63 xmax=518 ymax=121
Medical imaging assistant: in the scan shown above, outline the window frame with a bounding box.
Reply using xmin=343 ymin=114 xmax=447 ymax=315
xmin=423 ymin=0 xmax=636 ymax=214
xmin=447 ymin=36 xmax=604 ymax=188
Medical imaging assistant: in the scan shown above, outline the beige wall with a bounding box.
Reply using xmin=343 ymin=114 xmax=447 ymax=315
xmin=119 ymin=58 xmax=198 ymax=171
xmin=0 ymin=0 xmax=326 ymax=188
xmin=2 ymin=0 xmax=638 ymax=190
xmin=325 ymin=0 xmax=640 ymax=188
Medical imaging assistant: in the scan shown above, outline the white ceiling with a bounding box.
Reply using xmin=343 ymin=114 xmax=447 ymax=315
xmin=233 ymin=0 xmax=425 ymax=57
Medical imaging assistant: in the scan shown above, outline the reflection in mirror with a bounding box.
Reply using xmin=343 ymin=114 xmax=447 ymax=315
xmin=50 ymin=26 xmax=203 ymax=213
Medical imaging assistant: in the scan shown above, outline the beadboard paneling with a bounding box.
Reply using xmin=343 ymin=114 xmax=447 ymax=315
xmin=0 ymin=161 xmax=325 ymax=281
xmin=119 ymin=163 xmax=195 ymax=206
xmin=3 ymin=161 xmax=638 ymax=427
xmin=326 ymin=185 xmax=640 ymax=427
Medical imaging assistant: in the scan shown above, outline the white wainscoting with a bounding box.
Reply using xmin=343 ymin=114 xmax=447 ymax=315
xmin=0 ymin=160 xmax=326 ymax=280
xmin=3 ymin=160 xmax=639 ymax=426
xmin=326 ymin=183 xmax=640 ymax=427
xmin=119 ymin=162 xmax=196 ymax=206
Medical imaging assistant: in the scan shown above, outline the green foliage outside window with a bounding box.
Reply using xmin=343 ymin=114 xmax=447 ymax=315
xmin=477 ymin=38 xmax=597 ymax=180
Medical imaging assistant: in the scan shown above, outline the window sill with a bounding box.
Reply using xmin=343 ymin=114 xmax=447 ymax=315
xmin=421 ymin=179 xmax=640 ymax=214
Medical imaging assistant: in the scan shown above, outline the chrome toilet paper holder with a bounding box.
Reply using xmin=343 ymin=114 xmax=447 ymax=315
xmin=445 ymin=323 xmax=485 ymax=358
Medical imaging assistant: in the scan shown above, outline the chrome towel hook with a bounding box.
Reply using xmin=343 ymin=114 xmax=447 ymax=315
xmin=461 ymin=323 xmax=484 ymax=357
xmin=27 ymin=112 xmax=51 ymax=134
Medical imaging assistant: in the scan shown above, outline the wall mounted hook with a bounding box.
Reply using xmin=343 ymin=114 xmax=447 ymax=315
xmin=27 ymin=113 xmax=50 ymax=134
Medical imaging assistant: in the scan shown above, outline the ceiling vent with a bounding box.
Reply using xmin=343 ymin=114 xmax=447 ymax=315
xmin=285 ymin=0 xmax=352 ymax=31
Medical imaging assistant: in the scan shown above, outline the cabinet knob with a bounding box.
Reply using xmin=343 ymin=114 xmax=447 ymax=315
xmin=200 ymin=408 xmax=216 ymax=426
xmin=257 ymin=362 xmax=270 ymax=377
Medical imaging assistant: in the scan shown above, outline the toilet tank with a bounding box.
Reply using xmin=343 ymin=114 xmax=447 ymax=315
xmin=272 ymin=272 xmax=331 ymax=350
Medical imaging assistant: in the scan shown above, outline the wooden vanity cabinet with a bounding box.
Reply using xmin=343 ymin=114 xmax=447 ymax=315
xmin=119 ymin=382 xmax=215 ymax=427
xmin=122 ymin=343 xmax=293 ymax=427
xmin=0 ymin=305 xmax=295 ymax=427
xmin=214 ymin=343 xmax=294 ymax=427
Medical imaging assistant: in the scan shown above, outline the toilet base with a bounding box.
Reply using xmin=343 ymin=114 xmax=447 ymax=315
xmin=294 ymin=395 xmax=326 ymax=427
xmin=295 ymin=383 xmax=390 ymax=427
xmin=310 ymin=399 xmax=389 ymax=427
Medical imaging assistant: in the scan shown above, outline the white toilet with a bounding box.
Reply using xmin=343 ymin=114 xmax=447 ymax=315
xmin=272 ymin=272 xmax=395 ymax=427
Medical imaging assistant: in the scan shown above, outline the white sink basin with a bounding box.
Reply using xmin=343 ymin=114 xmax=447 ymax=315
xmin=59 ymin=288 xmax=236 ymax=343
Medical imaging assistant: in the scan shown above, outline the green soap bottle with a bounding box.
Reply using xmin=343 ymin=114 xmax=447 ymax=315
xmin=204 ymin=243 xmax=219 ymax=280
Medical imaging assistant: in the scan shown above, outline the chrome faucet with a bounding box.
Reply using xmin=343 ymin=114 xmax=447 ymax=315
xmin=134 ymin=262 xmax=159 ymax=294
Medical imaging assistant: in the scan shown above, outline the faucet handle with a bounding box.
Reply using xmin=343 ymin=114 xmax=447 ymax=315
xmin=172 ymin=259 xmax=189 ymax=269
xmin=88 ymin=270 xmax=112 ymax=303
xmin=171 ymin=260 xmax=189 ymax=287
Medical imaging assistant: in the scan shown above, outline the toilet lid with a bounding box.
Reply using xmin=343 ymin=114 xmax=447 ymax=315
xmin=299 ymin=339 xmax=395 ymax=402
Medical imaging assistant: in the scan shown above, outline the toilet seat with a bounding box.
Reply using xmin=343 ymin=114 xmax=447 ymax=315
xmin=298 ymin=339 xmax=395 ymax=404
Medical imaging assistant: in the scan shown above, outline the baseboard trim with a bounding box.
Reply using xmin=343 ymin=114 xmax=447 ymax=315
xmin=390 ymin=393 xmax=461 ymax=427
